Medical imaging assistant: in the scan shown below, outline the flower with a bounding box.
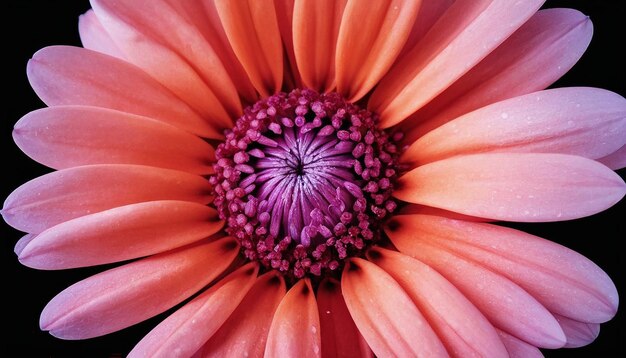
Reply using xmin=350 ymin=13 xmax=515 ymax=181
xmin=4 ymin=0 xmax=626 ymax=357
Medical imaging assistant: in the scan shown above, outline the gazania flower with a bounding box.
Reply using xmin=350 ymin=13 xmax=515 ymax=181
xmin=4 ymin=0 xmax=625 ymax=356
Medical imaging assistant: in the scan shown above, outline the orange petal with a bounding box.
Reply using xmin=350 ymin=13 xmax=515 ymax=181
xmin=215 ymin=0 xmax=283 ymax=97
xmin=293 ymin=0 xmax=346 ymax=93
xmin=369 ymin=0 xmax=545 ymax=128
xmin=336 ymin=0 xmax=421 ymax=102
xmin=341 ymin=258 xmax=448 ymax=357
xmin=399 ymin=8 xmax=593 ymax=142
xmin=368 ymin=248 xmax=508 ymax=357
xmin=395 ymin=153 xmax=626 ymax=222
xmin=317 ymin=278 xmax=372 ymax=358
xmin=27 ymin=46 xmax=220 ymax=138
xmin=2 ymin=164 xmax=210 ymax=234
xmin=14 ymin=106 xmax=214 ymax=174
xmin=274 ymin=0 xmax=303 ymax=89
xmin=40 ymin=237 xmax=239 ymax=339
xmin=129 ymin=263 xmax=258 ymax=358
xmin=264 ymin=278 xmax=321 ymax=358
xmin=198 ymin=271 xmax=286 ymax=357
xmin=396 ymin=0 xmax=454 ymax=59
xmin=78 ymin=10 xmax=125 ymax=58
xmin=91 ymin=0 xmax=239 ymax=129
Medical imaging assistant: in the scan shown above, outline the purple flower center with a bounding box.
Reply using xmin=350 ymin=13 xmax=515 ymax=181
xmin=210 ymin=89 xmax=402 ymax=279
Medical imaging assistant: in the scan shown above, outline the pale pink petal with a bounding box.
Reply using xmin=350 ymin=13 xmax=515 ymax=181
xmin=78 ymin=10 xmax=125 ymax=58
xmin=215 ymin=0 xmax=283 ymax=97
xmin=386 ymin=218 xmax=566 ymax=348
xmin=2 ymin=164 xmax=211 ymax=234
xmin=293 ymin=0 xmax=346 ymax=93
xmin=388 ymin=214 xmax=618 ymax=324
xmin=129 ymin=263 xmax=258 ymax=358
xmin=369 ymin=0 xmax=545 ymax=128
xmin=341 ymin=258 xmax=448 ymax=357
xmin=18 ymin=201 xmax=223 ymax=269
xmin=395 ymin=153 xmax=626 ymax=222
xmin=165 ymin=0 xmax=258 ymax=103
xmin=368 ymin=248 xmax=509 ymax=357
xmin=40 ymin=237 xmax=239 ymax=339
xmin=335 ymin=0 xmax=421 ymax=101
xmin=598 ymin=144 xmax=626 ymax=170
xmin=274 ymin=0 xmax=303 ymax=89
xmin=497 ymin=330 xmax=544 ymax=358
xmin=27 ymin=46 xmax=220 ymax=138
xmin=396 ymin=0 xmax=453 ymax=59
xmin=317 ymin=278 xmax=372 ymax=358
xmin=400 ymin=8 xmax=593 ymax=142
xmin=198 ymin=271 xmax=286 ymax=357
xmin=402 ymin=87 xmax=626 ymax=165
xmin=554 ymin=314 xmax=600 ymax=348
xmin=13 ymin=106 xmax=214 ymax=174
xmin=264 ymin=279 xmax=321 ymax=358
xmin=14 ymin=234 xmax=36 ymax=256
xmin=91 ymin=0 xmax=239 ymax=129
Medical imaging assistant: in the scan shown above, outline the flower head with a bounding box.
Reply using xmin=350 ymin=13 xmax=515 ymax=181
xmin=4 ymin=0 xmax=626 ymax=356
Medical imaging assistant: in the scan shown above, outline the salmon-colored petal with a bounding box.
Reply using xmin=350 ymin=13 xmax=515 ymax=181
xmin=370 ymin=0 xmax=545 ymax=128
xmin=13 ymin=106 xmax=214 ymax=174
xmin=336 ymin=0 xmax=421 ymax=102
xmin=2 ymin=164 xmax=210 ymax=234
xmin=40 ymin=237 xmax=239 ymax=339
xmin=497 ymin=330 xmax=543 ymax=358
xmin=395 ymin=153 xmax=626 ymax=222
xmin=388 ymin=214 xmax=619 ymax=323
xmin=27 ymin=46 xmax=219 ymax=138
xmin=554 ymin=314 xmax=600 ymax=348
xmin=293 ymin=0 xmax=346 ymax=93
xmin=129 ymin=263 xmax=258 ymax=358
xmin=598 ymin=144 xmax=626 ymax=170
xmin=18 ymin=201 xmax=223 ymax=269
xmin=264 ymin=279 xmax=321 ymax=358
xmin=368 ymin=248 xmax=509 ymax=357
xmin=400 ymin=8 xmax=593 ymax=142
xmin=402 ymin=87 xmax=626 ymax=165
xmin=399 ymin=204 xmax=491 ymax=222
xmin=215 ymin=0 xmax=283 ymax=97
xmin=91 ymin=0 xmax=239 ymax=129
xmin=396 ymin=0 xmax=453 ymax=59
xmin=341 ymin=258 xmax=448 ymax=357
xmin=165 ymin=0 xmax=258 ymax=103
xmin=386 ymin=220 xmax=566 ymax=348
xmin=198 ymin=271 xmax=286 ymax=358
xmin=317 ymin=278 xmax=372 ymax=358
xmin=274 ymin=0 xmax=303 ymax=89
xmin=78 ymin=10 xmax=124 ymax=58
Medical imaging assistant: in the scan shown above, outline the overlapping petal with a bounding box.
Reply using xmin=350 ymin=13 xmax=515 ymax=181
xmin=78 ymin=10 xmax=125 ymax=58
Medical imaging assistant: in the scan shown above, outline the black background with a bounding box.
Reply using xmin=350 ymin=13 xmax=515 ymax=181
xmin=1 ymin=1 xmax=624 ymax=357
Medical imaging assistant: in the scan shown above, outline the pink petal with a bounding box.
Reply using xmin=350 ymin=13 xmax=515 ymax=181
xmin=341 ymin=258 xmax=448 ymax=357
xmin=402 ymin=87 xmax=626 ymax=165
xmin=18 ymin=200 xmax=223 ymax=269
xmin=368 ymin=247 xmax=509 ymax=357
xmin=400 ymin=8 xmax=593 ymax=142
xmin=2 ymin=164 xmax=211 ymax=234
xmin=386 ymin=214 xmax=618 ymax=323
xmin=265 ymin=279 xmax=321 ymax=358
xmin=13 ymin=106 xmax=214 ymax=174
xmin=90 ymin=0 xmax=240 ymax=129
xmin=40 ymin=237 xmax=239 ymax=339
xmin=14 ymin=234 xmax=36 ymax=256
xmin=399 ymin=204 xmax=491 ymax=222
xmin=78 ymin=10 xmax=125 ymax=58
xmin=396 ymin=0 xmax=454 ymax=59
xmin=317 ymin=278 xmax=372 ymax=358
xmin=369 ymin=0 xmax=545 ymax=128
xmin=129 ymin=263 xmax=258 ymax=358
xmin=497 ymin=330 xmax=544 ymax=358
xmin=27 ymin=46 xmax=220 ymax=138
xmin=395 ymin=153 xmax=626 ymax=222
xmin=293 ymin=0 xmax=346 ymax=93
xmin=386 ymin=217 xmax=566 ymax=348
xmin=198 ymin=271 xmax=286 ymax=357
xmin=214 ymin=0 xmax=283 ymax=97
xmin=598 ymin=144 xmax=626 ymax=170
xmin=554 ymin=314 xmax=601 ymax=348
xmin=335 ymin=0 xmax=421 ymax=101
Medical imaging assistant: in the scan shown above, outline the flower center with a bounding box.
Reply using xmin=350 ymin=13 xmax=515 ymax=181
xmin=210 ymin=89 xmax=402 ymax=280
